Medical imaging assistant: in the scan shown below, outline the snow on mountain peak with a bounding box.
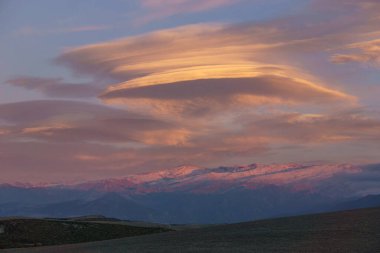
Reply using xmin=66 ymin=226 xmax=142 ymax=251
xmin=129 ymin=165 xmax=203 ymax=182
xmin=70 ymin=162 xmax=362 ymax=194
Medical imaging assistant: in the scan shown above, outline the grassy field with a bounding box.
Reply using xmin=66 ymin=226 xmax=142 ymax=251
xmin=0 ymin=218 xmax=170 ymax=249
xmin=2 ymin=207 xmax=380 ymax=252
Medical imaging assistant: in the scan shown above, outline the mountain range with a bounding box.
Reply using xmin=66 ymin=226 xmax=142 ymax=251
xmin=1 ymin=162 xmax=379 ymax=223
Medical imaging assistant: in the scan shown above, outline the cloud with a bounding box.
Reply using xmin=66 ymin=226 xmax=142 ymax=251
xmin=0 ymin=140 xmax=123 ymax=183
xmin=331 ymin=39 xmax=380 ymax=66
xmin=305 ymin=1 xmax=380 ymax=67
xmin=240 ymin=110 xmax=380 ymax=144
xmin=2 ymin=102 xmax=380 ymax=183
xmin=7 ymin=77 xmax=103 ymax=98
xmin=56 ymin=24 xmax=238 ymax=79
xmin=3 ymin=0 xmax=380 ymax=182
xmin=102 ymin=76 xmax=352 ymax=117
xmin=0 ymin=100 xmax=186 ymax=146
xmin=57 ymin=24 xmax=355 ymax=117
xmin=0 ymin=100 xmax=135 ymax=124
xmin=0 ymin=100 xmax=267 ymax=182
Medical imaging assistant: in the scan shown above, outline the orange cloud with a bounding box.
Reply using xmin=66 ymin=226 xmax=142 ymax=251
xmin=102 ymin=76 xmax=353 ymax=118
xmin=58 ymin=24 xmax=355 ymax=118
xmin=75 ymin=154 xmax=102 ymax=161
xmin=4 ymin=0 xmax=380 ymax=182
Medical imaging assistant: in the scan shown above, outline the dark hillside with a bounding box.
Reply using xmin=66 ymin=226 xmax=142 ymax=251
xmin=0 ymin=218 xmax=170 ymax=249
xmin=3 ymin=207 xmax=380 ymax=252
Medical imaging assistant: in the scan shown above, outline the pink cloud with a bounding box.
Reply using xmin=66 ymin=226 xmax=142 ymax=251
xmin=331 ymin=39 xmax=380 ymax=66
xmin=3 ymin=0 xmax=380 ymax=182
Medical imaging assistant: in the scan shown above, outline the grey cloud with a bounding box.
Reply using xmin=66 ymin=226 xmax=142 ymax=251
xmin=7 ymin=77 xmax=103 ymax=98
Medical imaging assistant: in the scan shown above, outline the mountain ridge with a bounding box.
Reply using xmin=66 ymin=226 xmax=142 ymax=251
xmin=71 ymin=162 xmax=361 ymax=194
xmin=1 ymin=162 xmax=378 ymax=224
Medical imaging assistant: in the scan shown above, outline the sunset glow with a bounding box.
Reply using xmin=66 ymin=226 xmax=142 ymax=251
xmin=1 ymin=0 xmax=380 ymax=183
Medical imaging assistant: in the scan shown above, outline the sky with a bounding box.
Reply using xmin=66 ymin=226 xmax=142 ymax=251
xmin=1 ymin=0 xmax=380 ymax=183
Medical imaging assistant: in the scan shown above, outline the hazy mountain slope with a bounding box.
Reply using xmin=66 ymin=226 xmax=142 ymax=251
xmin=133 ymin=187 xmax=331 ymax=224
xmin=0 ymin=185 xmax=92 ymax=205
xmin=335 ymin=194 xmax=380 ymax=211
xmin=1 ymin=193 xmax=162 ymax=222
xmin=0 ymin=188 xmax=331 ymax=224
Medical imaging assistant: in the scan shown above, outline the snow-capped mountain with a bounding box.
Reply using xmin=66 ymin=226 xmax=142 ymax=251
xmin=1 ymin=162 xmax=378 ymax=224
xmin=74 ymin=163 xmax=362 ymax=195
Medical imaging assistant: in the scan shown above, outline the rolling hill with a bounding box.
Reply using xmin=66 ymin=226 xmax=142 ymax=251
xmin=2 ymin=207 xmax=380 ymax=253
xmin=0 ymin=217 xmax=170 ymax=249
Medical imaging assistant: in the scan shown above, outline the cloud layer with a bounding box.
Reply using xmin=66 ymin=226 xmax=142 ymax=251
xmin=57 ymin=24 xmax=355 ymax=117
xmin=2 ymin=0 xmax=380 ymax=182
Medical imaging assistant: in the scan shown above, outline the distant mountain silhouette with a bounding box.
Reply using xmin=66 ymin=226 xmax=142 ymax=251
xmin=32 ymin=192 xmax=162 ymax=221
xmin=335 ymin=194 xmax=380 ymax=211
